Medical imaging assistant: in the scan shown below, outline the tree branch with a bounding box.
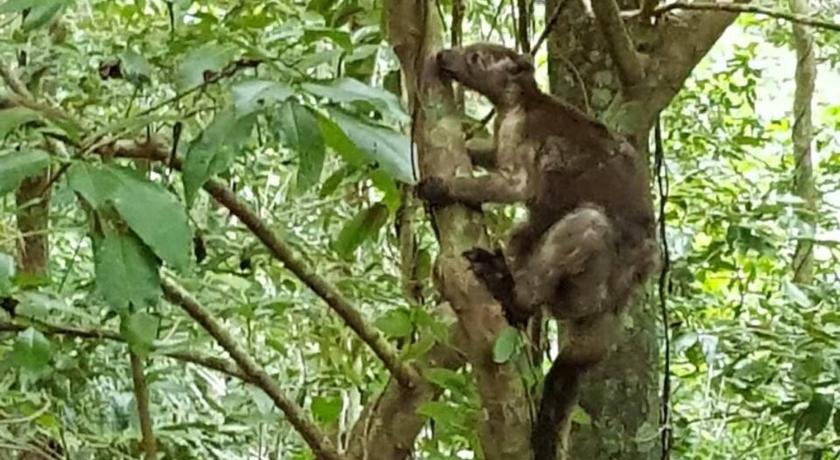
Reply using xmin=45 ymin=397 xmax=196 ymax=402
xmin=160 ymin=278 xmax=346 ymax=460
xmin=106 ymin=140 xmax=420 ymax=389
xmin=0 ymin=320 xmax=252 ymax=382
xmin=590 ymin=0 xmax=645 ymax=88
xmin=129 ymin=352 xmax=158 ymax=460
xmin=651 ymin=2 xmax=840 ymax=32
xmin=790 ymin=0 xmax=817 ymax=282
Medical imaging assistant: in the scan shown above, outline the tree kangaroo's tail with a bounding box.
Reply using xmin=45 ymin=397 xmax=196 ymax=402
xmin=532 ymin=356 xmax=593 ymax=460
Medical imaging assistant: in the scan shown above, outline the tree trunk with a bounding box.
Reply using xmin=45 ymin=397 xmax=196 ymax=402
xmin=545 ymin=1 xmax=740 ymax=458
xmin=789 ymin=0 xmax=817 ymax=284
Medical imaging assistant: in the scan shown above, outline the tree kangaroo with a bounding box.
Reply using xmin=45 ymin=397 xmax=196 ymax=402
xmin=417 ymin=43 xmax=660 ymax=460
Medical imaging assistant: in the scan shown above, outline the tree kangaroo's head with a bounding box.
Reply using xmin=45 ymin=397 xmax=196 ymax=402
xmin=436 ymin=43 xmax=535 ymax=105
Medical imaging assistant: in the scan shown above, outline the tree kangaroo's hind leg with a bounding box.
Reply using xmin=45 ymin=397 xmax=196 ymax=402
xmin=510 ymin=204 xmax=617 ymax=318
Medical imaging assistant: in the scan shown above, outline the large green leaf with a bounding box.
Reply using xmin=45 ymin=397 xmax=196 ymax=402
xmin=9 ymin=327 xmax=51 ymax=373
xmin=232 ymin=80 xmax=293 ymax=115
xmin=302 ymin=78 xmax=408 ymax=121
xmin=0 ymin=0 xmax=62 ymax=14
xmin=325 ymin=110 xmax=415 ymax=184
xmin=120 ymin=48 xmax=154 ymax=85
xmin=183 ymin=110 xmax=256 ymax=206
xmin=311 ymin=396 xmax=342 ymax=424
xmin=277 ymin=100 xmax=325 ymax=192
xmin=176 ymin=43 xmax=235 ymax=89
xmin=22 ymin=1 xmax=66 ymax=30
xmin=0 ymin=150 xmax=50 ymax=195
xmin=109 ymin=167 xmax=192 ymax=271
xmin=93 ymin=229 xmax=161 ymax=313
xmin=120 ymin=311 xmax=157 ymax=356
xmin=0 ymin=107 xmax=41 ymax=138
xmin=69 ymin=163 xmax=192 ymax=271
xmin=333 ymin=202 xmax=388 ymax=259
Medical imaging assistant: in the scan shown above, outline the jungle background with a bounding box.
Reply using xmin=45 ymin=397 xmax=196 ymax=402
xmin=0 ymin=0 xmax=839 ymax=459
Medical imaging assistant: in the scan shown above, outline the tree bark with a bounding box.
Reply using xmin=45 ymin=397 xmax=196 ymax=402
xmin=385 ymin=1 xmax=532 ymax=459
xmin=545 ymin=1 xmax=740 ymax=458
xmin=789 ymin=0 xmax=817 ymax=284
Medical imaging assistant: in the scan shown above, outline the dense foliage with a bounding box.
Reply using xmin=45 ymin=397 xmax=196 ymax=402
xmin=0 ymin=1 xmax=838 ymax=459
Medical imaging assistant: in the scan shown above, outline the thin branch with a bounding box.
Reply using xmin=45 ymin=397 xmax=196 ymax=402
xmin=200 ymin=178 xmax=420 ymax=386
xmin=0 ymin=320 xmax=252 ymax=382
xmin=161 ymin=278 xmax=345 ymax=460
xmin=651 ymin=2 xmax=840 ymax=32
xmin=590 ymin=0 xmax=645 ymax=87
xmin=129 ymin=352 xmax=158 ymax=460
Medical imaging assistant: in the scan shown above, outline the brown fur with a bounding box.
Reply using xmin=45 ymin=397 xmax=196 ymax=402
xmin=418 ymin=43 xmax=659 ymax=460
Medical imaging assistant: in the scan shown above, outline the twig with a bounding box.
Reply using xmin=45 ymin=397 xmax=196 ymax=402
xmin=0 ymin=320 xmax=252 ymax=382
xmin=651 ymin=2 xmax=840 ymax=32
xmin=160 ymin=278 xmax=346 ymax=460
xmin=654 ymin=118 xmax=672 ymax=459
xmin=590 ymin=0 xmax=645 ymax=87
xmin=129 ymin=352 xmax=158 ymax=460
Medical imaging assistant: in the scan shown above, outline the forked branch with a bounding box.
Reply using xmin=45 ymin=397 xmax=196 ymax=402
xmin=651 ymin=2 xmax=840 ymax=31
xmin=590 ymin=0 xmax=645 ymax=87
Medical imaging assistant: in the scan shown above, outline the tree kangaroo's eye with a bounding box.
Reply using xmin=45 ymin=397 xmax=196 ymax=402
xmin=467 ymin=52 xmax=481 ymax=67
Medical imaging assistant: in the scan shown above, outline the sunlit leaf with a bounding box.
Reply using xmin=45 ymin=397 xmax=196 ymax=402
xmin=374 ymin=308 xmax=412 ymax=338
xmin=311 ymin=396 xmax=342 ymax=424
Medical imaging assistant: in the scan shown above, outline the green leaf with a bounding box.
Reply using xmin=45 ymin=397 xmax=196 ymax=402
xmin=22 ymin=1 xmax=66 ymax=31
xmin=493 ymin=326 xmax=521 ymax=364
xmin=302 ymin=78 xmax=408 ymax=121
xmin=417 ymin=401 xmax=467 ymax=429
xmin=93 ymin=229 xmax=161 ymax=313
xmin=232 ymin=80 xmax=293 ymax=115
xmin=333 ymin=203 xmax=388 ymax=259
xmin=302 ymin=27 xmax=352 ymax=49
xmin=0 ymin=252 xmax=13 ymax=295
xmin=67 ymin=162 xmax=120 ymax=208
xmin=120 ymin=48 xmax=154 ymax=85
xmin=120 ymin=311 xmax=157 ymax=356
xmin=374 ymin=308 xmax=413 ymax=338
xmin=176 ymin=43 xmax=235 ymax=89
xmin=424 ymin=368 xmax=467 ymax=393
xmin=104 ymin=166 xmax=192 ymax=271
xmin=311 ymin=396 xmax=342 ymax=424
xmin=9 ymin=327 xmax=51 ymax=373
xmin=0 ymin=0 xmax=60 ymax=14
xmin=277 ymin=100 xmax=325 ymax=192
xmin=0 ymin=150 xmax=50 ymax=195
xmin=570 ymin=405 xmax=592 ymax=426
xmin=183 ymin=110 xmax=255 ymax=206
xmin=0 ymin=107 xmax=41 ymax=138
xmin=329 ymin=110 xmax=415 ymax=184
xmin=800 ymin=392 xmax=834 ymax=436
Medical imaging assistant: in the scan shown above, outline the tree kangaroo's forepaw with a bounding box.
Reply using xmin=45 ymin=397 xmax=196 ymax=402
xmin=463 ymin=247 xmax=508 ymax=280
